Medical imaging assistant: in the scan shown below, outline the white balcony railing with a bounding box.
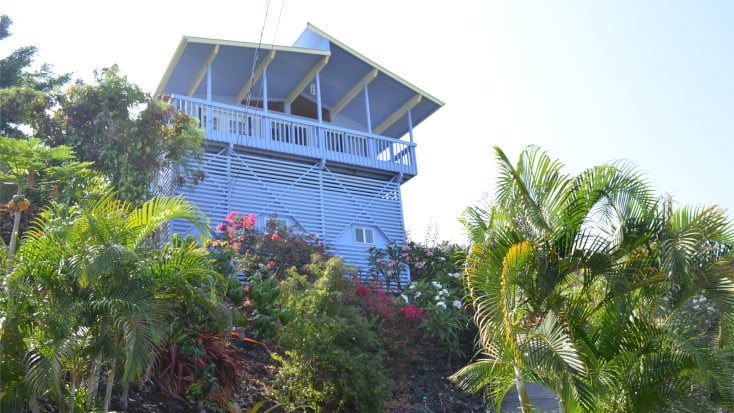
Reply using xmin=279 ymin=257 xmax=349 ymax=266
xmin=169 ymin=95 xmax=417 ymax=176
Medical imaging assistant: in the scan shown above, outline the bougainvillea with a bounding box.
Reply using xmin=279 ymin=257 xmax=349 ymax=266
xmin=208 ymin=212 xmax=331 ymax=281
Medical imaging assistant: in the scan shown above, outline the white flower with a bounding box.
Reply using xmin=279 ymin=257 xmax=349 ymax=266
xmin=440 ymin=289 xmax=449 ymax=297
xmin=449 ymin=272 xmax=460 ymax=278
xmin=409 ymin=282 xmax=416 ymax=289
xmin=414 ymin=292 xmax=422 ymax=299
xmin=401 ymin=294 xmax=409 ymax=303
xmin=436 ymin=301 xmax=447 ymax=309
xmin=453 ymin=300 xmax=462 ymax=309
xmin=434 ymin=295 xmax=441 ymax=301
xmin=431 ymin=281 xmax=442 ymax=289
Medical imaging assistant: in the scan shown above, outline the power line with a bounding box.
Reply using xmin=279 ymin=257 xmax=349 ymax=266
xmin=243 ymin=0 xmax=272 ymax=110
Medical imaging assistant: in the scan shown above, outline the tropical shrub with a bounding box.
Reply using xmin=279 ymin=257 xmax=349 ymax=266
xmin=211 ymin=211 xmax=330 ymax=280
xmin=246 ymin=273 xmax=293 ymax=340
xmin=4 ymin=188 xmax=219 ymax=411
xmin=451 ymin=145 xmax=734 ymax=413
xmin=367 ymin=240 xmax=475 ymax=361
xmin=153 ymin=328 xmax=242 ymax=408
xmin=345 ymin=276 xmax=426 ymax=367
xmin=272 ymin=258 xmax=390 ymax=412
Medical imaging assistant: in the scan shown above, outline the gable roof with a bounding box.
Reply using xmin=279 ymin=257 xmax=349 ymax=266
xmin=156 ymin=24 xmax=443 ymax=139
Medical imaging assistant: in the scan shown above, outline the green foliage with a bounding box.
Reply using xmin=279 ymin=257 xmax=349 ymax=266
xmin=1 ymin=185 xmax=219 ymax=410
xmin=0 ymin=15 xmax=69 ymax=138
xmin=271 ymin=258 xmax=390 ymax=412
xmin=451 ymin=145 xmax=734 ymax=413
xmin=247 ymin=273 xmax=292 ymax=340
xmin=38 ymin=65 xmax=205 ymax=203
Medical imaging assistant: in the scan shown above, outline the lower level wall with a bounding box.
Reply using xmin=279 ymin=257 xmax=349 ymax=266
xmin=168 ymin=144 xmax=409 ymax=283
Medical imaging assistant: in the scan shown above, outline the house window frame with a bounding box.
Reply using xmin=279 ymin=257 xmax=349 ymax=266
xmin=355 ymin=227 xmax=374 ymax=244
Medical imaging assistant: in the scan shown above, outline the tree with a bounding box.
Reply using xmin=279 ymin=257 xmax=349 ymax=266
xmin=451 ymin=146 xmax=734 ymax=412
xmin=0 ymin=15 xmax=70 ymax=138
xmin=5 ymin=187 xmax=219 ymax=411
xmin=0 ymin=135 xmax=92 ymax=268
xmin=1 ymin=18 xmax=204 ymax=204
xmin=41 ymin=65 xmax=205 ymax=204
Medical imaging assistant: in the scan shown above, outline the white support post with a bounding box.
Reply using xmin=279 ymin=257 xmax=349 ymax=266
xmin=407 ymin=109 xmax=414 ymax=144
xmin=263 ymin=69 xmax=268 ymax=113
xmin=206 ymin=63 xmax=212 ymax=101
xmin=315 ymin=72 xmax=323 ymax=123
xmin=364 ymin=85 xmax=372 ymax=134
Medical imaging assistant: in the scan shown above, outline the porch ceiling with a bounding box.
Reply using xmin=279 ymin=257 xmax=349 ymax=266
xmin=156 ymin=26 xmax=443 ymax=140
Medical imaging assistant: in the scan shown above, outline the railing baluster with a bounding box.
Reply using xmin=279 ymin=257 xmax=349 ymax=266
xmin=170 ymin=95 xmax=416 ymax=175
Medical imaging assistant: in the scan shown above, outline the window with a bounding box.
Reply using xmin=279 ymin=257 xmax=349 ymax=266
xmin=265 ymin=217 xmax=288 ymax=233
xmin=355 ymin=227 xmax=374 ymax=244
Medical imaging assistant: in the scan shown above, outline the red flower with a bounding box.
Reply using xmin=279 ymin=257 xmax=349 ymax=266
xmin=243 ymin=214 xmax=256 ymax=229
xmin=271 ymin=233 xmax=281 ymax=241
xmin=226 ymin=211 xmax=239 ymax=221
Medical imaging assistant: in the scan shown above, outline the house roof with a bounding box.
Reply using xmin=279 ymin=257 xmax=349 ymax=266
xmin=156 ymin=24 xmax=443 ymax=140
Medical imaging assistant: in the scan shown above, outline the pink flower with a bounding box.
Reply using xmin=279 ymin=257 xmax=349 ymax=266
xmin=426 ymin=249 xmax=434 ymax=257
xmin=215 ymin=223 xmax=226 ymax=232
xmin=356 ymin=285 xmax=369 ymax=297
xmin=243 ymin=214 xmax=256 ymax=229
xmin=271 ymin=233 xmax=281 ymax=241
xmin=400 ymin=305 xmax=425 ymax=320
xmin=415 ymin=262 xmax=425 ymax=269
xmin=226 ymin=211 xmax=239 ymax=221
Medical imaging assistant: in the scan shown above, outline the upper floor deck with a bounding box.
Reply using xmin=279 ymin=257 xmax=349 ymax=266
xmin=171 ymin=94 xmax=418 ymax=179
xmin=157 ymin=24 xmax=443 ymax=182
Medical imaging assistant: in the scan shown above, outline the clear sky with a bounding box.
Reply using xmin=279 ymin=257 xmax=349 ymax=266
xmin=2 ymin=1 xmax=733 ymax=245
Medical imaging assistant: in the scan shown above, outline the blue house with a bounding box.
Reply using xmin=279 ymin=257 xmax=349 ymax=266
xmin=155 ymin=24 xmax=443 ymax=280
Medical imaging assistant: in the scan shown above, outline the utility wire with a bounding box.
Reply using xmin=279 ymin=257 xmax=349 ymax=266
xmin=243 ymin=0 xmax=272 ymax=110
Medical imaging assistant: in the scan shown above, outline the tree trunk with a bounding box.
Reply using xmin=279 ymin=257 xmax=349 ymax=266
xmin=514 ymin=363 xmax=532 ymax=413
xmin=87 ymin=353 xmax=102 ymax=410
xmin=121 ymin=380 xmax=130 ymax=409
xmin=6 ymin=209 xmax=21 ymax=270
xmin=69 ymin=372 xmax=77 ymax=413
xmin=103 ymin=360 xmax=116 ymax=413
xmin=29 ymin=397 xmax=40 ymax=413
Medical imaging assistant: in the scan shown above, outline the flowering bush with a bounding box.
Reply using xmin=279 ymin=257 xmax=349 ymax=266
xmin=209 ymin=212 xmax=331 ymax=281
xmin=367 ymin=241 xmax=475 ymax=361
xmin=367 ymin=240 xmax=461 ymax=289
xmin=346 ymin=276 xmax=426 ymax=375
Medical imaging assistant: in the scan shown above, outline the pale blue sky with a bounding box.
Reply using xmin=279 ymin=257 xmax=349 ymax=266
xmin=2 ymin=1 xmax=733 ymax=244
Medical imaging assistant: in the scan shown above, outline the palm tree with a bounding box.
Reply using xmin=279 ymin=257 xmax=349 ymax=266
xmin=5 ymin=187 xmax=218 ymax=411
xmin=451 ymin=145 xmax=734 ymax=412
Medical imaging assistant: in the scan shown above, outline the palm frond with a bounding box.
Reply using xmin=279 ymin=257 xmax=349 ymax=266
xmin=128 ymin=196 xmax=211 ymax=245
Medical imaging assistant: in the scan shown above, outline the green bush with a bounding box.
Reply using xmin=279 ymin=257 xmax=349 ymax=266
xmin=272 ymin=257 xmax=390 ymax=412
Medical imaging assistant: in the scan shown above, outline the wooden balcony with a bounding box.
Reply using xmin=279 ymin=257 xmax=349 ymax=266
xmin=169 ymin=95 xmax=417 ymax=179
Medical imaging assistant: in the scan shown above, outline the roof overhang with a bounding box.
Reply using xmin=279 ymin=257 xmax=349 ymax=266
xmin=156 ymin=25 xmax=444 ymax=140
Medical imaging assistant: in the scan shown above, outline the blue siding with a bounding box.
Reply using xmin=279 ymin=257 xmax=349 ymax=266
xmin=170 ymin=143 xmax=407 ymax=282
